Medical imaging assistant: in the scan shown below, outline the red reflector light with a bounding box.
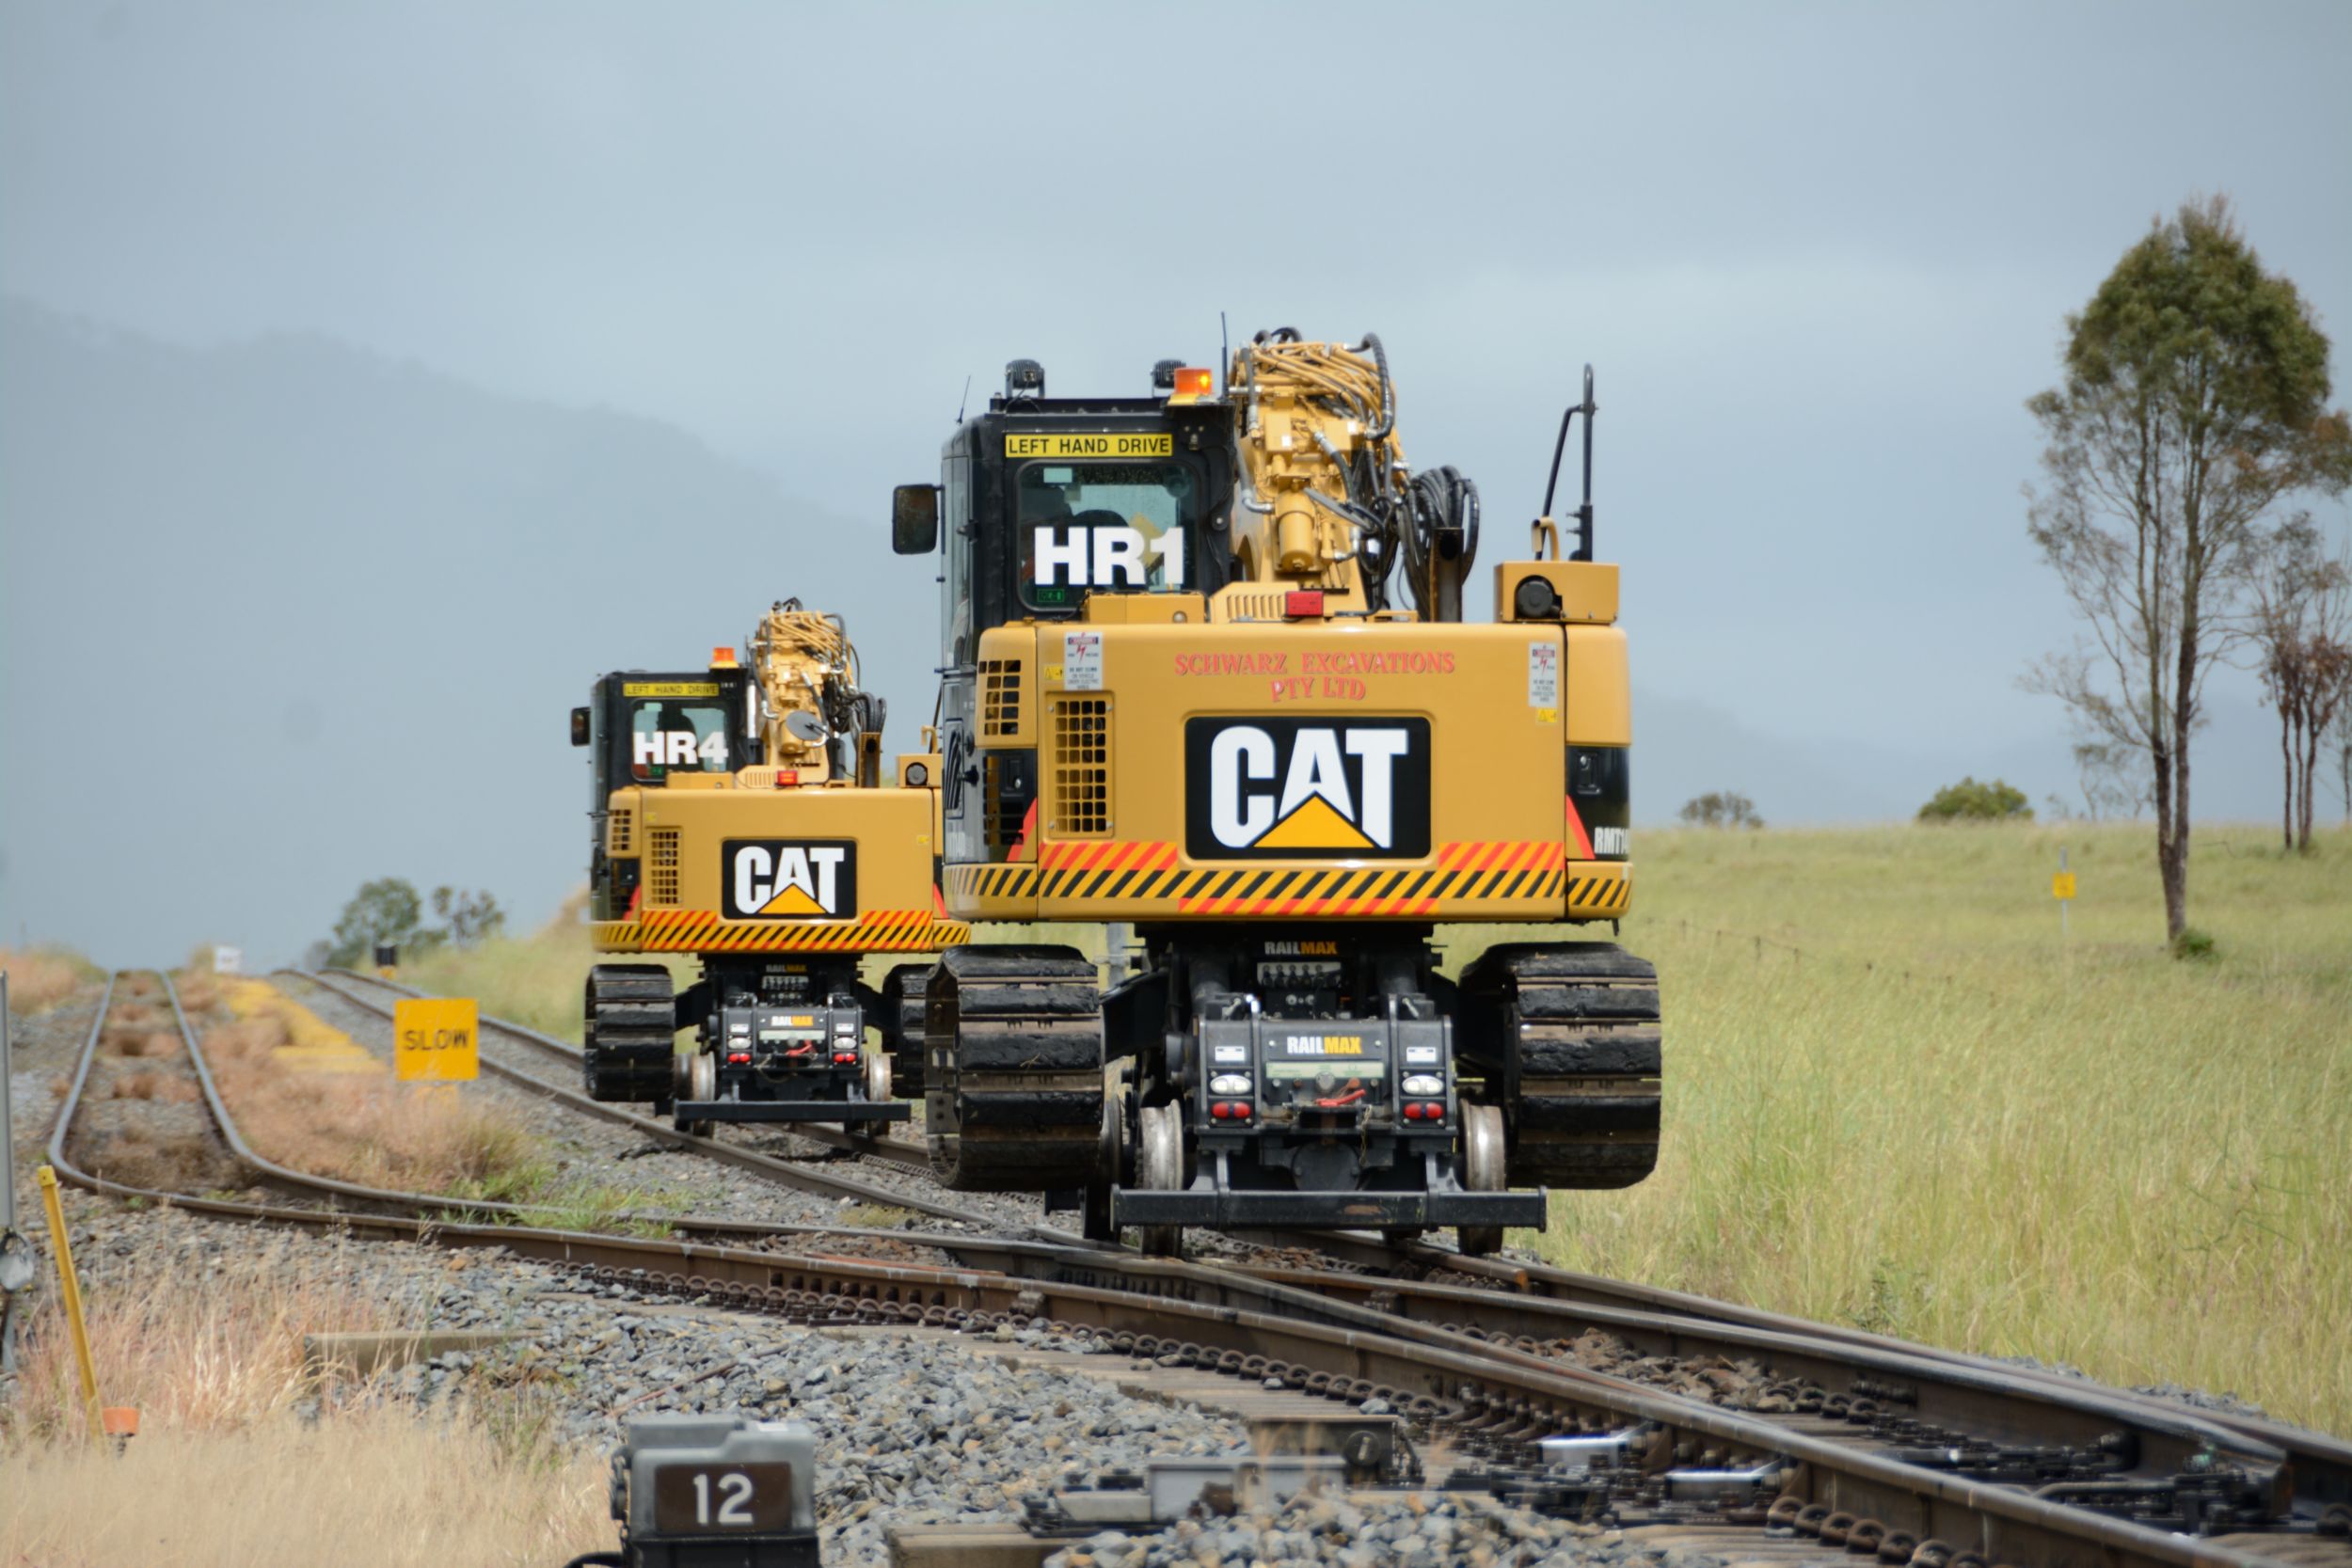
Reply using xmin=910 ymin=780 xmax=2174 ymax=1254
xmin=1403 ymin=1101 xmax=1424 ymax=1120
xmin=725 ymin=1053 xmax=751 ymax=1065
xmin=773 ymin=769 xmax=800 ymax=788
xmin=1283 ymin=590 xmax=1325 ymax=619
xmin=1210 ymin=1101 xmax=1253 ymax=1120
xmin=833 ymin=1052 xmax=858 ymax=1065
xmin=1404 ymin=1100 xmax=1444 ymax=1121
xmin=1173 ymin=366 xmax=1214 ymax=397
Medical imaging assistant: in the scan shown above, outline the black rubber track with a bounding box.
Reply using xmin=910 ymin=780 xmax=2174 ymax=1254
xmin=1459 ymin=941 xmax=1661 ymax=1188
xmin=924 ymin=945 xmax=1104 ymax=1191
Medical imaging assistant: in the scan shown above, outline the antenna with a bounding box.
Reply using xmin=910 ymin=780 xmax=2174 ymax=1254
xmin=1218 ymin=311 xmax=1230 ymax=396
xmin=1540 ymin=364 xmax=1598 ymax=562
xmin=955 ymin=374 xmax=973 ymax=424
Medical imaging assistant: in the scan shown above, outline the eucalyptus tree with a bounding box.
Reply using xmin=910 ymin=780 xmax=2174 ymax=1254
xmin=2026 ymin=197 xmax=2352 ymax=942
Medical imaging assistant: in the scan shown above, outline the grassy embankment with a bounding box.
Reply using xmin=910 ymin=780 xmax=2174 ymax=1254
xmin=204 ymin=974 xmax=692 ymax=1232
xmin=0 ymin=1237 xmax=605 ymax=1566
xmin=3 ymin=965 xmax=608 ymax=1563
xmin=1457 ymin=821 xmax=2350 ymax=1433
xmin=410 ymin=825 xmax=2349 ymax=1432
xmin=0 ymin=944 xmax=104 ymax=1013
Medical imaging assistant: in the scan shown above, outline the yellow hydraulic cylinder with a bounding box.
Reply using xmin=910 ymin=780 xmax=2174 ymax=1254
xmin=35 ymin=1164 xmax=104 ymax=1444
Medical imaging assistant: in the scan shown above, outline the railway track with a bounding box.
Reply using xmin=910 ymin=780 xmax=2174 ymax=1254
xmin=306 ymin=966 xmax=936 ymax=1171
xmin=277 ymin=967 xmax=1023 ymax=1233
xmin=41 ymin=970 xmax=2347 ymax=1568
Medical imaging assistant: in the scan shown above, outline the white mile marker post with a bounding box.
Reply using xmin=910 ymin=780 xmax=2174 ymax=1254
xmin=2053 ymin=844 xmax=2075 ymax=943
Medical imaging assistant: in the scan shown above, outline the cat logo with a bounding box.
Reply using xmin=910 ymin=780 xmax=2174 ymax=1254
xmin=722 ymin=839 xmax=858 ymax=920
xmin=1184 ymin=717 xmax=1431 ymax=861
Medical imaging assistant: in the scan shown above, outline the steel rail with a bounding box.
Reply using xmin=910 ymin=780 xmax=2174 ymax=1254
xmin=276 ymin=969 xmax=1022 ymax=1232
xmin=315 ymin=966 xmax=933 ymax=1170
xmin=46 ymin=975 xmax=2313 ymax=1568
xmin=103 ymin=971 xmax=917 ymax=1244
xmin=1327 ymin=1238 xmax=2352 ymax=1516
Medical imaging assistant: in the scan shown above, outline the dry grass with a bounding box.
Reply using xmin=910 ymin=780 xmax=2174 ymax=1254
xmin=109 ymin=1070 xmax=201 ymax=1104
xmin=0 ymin=1236 xmax=606 ymax=1566
xmin=1447 ymin=821 xmax=2352 ymax=1433
xmin=1 ymin=944 xmax=99 ymax=1013
xmin=198 ymin=988 xmax=551 ymax=1201
xmin=188 ymin=977 xmax=667 ymax=1227
xmin=0 ymin=1412 xmax=608 ymax=1567
xmin=6 ymin=1234 xmax=387 ymax=1441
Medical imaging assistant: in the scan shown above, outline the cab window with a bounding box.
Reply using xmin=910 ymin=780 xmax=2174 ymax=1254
xmin=1016 ymin=461 xmax=1200 ymax=611
xmin=628 ymin=698 xmax=733 ymax=780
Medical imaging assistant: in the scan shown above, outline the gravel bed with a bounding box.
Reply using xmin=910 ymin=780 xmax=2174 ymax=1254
xmin=1044 ymin=1494 xmax=1729 ymax=1568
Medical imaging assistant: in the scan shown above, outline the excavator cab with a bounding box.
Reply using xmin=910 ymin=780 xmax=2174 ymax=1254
xmin=573 ymin=668 xmax=756 ymax=921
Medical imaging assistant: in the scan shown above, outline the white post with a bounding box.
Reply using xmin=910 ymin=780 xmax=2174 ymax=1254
xmin=2058 ymin=844 xmax=2070 ymax=942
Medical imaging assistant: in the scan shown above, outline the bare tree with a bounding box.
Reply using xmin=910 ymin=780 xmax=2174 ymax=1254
xmin=2332 ymin=672 xmax=2352 ymax=829
xmin=2249 ymin=520 xmax=2352 ymax=850
xmin=2024 ymin=198 xmax=2352 ymax=942
xmin=2072 ymin=737 xmax=2147 ymax=822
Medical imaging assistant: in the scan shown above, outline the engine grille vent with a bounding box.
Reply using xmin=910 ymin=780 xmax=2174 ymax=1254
xmin=1224 ymin=591 xmax=1291 ymax=621
xmin=607 ymin=804 xmax=636 ymax=856
xmin=647 ymin=827 xmax=682 ymax=906
xmin=1050 ymin=697 xmax=1110 ymax=837
xmin=980 ymin=658 xmax=1023 ymax=737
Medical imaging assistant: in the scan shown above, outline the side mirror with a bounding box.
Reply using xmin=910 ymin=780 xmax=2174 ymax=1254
xmin=892 ymin=483 xmax=940 ymax=555
xmin=570 ymin=706 xmax=591 ymax=747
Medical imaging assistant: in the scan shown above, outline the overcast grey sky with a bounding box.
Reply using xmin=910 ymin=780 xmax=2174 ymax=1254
xmin=3 ymin=2 xmax=2348 ymax=965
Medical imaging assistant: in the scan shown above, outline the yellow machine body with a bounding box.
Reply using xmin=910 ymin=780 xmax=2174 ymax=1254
xmin=594 ymin=782 xmax=963 ymax=956
xmin=948 ymin=615 xmax=1631 ymax=925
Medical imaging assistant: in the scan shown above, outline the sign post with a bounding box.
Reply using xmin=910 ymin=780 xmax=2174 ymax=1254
xmin=393 ymin=997 xmax=479 ymax=1084
xmin=2052 ymin=846 xmax=2076 ymax=941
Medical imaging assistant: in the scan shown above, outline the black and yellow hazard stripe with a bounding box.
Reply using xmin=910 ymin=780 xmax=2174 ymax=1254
xmin=593 ymin=910 xmax=968 ymax=955
xmin=1565 ymin=874 xmax=1632 ymax=914
xmin=946 ymin=839 xmax=1626 ymax=920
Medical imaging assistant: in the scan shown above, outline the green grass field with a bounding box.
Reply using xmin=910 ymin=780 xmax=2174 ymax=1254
xmin=1479 ymin=821 xmax=2350 ymax=1433
xmin=413 ymin=823 xmax=2350 ymax=1432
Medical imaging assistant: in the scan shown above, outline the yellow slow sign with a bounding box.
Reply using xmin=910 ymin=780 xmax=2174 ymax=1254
xmin=1005 ymin=433 xmax=1174 ymax=459
xmin=393 ymin=998 xmax=479 ymax=1083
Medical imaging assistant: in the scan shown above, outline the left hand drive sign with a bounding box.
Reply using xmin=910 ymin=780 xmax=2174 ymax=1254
xmin=394 ymin=998 xmax=479 ymax=1082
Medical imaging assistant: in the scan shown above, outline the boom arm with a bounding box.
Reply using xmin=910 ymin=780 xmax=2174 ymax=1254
xmin=1223 ymin=331 xmax=1477 ymax=620
xmin=745 ymin=600 xmax=882 ymax=782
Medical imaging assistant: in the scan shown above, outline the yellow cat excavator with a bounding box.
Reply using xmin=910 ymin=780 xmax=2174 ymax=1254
xmin=892 ymin=335 xmax=1660 ymax=1253
xmin=570 ymin=601 xmax=961 ymax=1136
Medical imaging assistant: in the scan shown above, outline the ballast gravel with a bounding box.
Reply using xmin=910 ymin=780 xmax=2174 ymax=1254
xmin=1042 ymin=1494 xmax=1729 ymax=1568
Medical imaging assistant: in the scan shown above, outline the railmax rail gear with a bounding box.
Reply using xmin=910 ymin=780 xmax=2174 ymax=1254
xmin=572 ymin=601 xmax=962 ymax=1136
xmin=890 ymin=334 xmax=1660 ymax=1254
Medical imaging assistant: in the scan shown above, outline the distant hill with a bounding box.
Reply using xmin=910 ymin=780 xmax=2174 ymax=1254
xmin=0 ymin=298 xmax=903 ymax=967
xmin=1633 ymin=685 xmax=2298 ymax=829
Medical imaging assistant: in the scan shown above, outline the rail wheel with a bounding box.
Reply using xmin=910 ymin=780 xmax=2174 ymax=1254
xmin=673 ymin=1051 xmax=716 ymax=1139
xmin=1134 ymin=1101 xmax=1185 ymax=1259
xmin=1081 ymin=1060 xmax=1133 ymax=1244
xmin=1457 ymin=1101 xmax=1509 ymax=1256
